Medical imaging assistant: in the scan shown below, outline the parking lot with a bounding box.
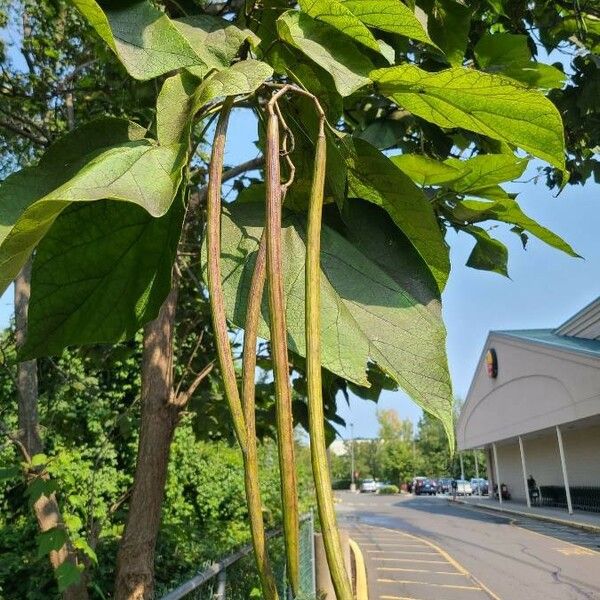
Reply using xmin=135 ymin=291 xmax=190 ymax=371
xmin=337 ymin=492 xmax=600 ymax=600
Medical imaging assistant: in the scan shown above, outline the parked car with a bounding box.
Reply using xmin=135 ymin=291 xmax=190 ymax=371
xmin=455 ymin=479 xmax=472 ymax=496
xmin=410 ymin=476 xmax=426 ymax=494
xmin=360 ymin=479 xmax=377 ymax=493
xmin=470 ymin=478 xmax=489 ymax=495
xmin=414 ymin=478 xmax=438 ymax=496
xmin=438 ymin=477 xmax=453 ymax=494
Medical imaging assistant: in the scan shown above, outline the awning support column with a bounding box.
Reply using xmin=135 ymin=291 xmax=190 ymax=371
xmin=492 ymin=443 xmax=502 ymax=506
xmin=459 ymin=453 xmax=465 ymax=481
xmin=556 ymin=425 xmax=573 ymax=515
xmin=474 ymin=451 xmax=480 ymax=496
xmin=518 ymin=436 xmax=531 ymax=508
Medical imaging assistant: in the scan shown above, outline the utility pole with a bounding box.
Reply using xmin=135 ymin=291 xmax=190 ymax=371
xmin=350 ymin=422 xmax=356 ymax=492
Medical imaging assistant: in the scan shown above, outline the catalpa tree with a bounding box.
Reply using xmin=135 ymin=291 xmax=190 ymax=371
xmin=0 ymin=0 xmax=577 ymax=598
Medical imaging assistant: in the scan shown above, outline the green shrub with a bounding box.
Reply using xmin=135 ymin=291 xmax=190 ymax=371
xmin=377 ymin=485 xmax=399 ymax=495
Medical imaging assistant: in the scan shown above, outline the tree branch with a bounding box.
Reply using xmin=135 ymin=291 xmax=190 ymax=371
xmin=171 ymin=360 xmax=215 ymax=408
xmin=0 ymin=117 xmax=48 ymax=146
xmin=192 ymin=156 xmax=264 ymax=188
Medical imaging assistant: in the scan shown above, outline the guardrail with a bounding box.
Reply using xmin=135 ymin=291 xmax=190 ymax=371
xmin=161 ymin=513 xmax=315 ymax=600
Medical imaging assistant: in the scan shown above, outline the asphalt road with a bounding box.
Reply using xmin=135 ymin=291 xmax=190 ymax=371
xmin=335 ymin=492 xmax=600 ymax=600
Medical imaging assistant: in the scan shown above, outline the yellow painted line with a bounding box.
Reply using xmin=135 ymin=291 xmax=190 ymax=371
xmin=377 ymin=567 xmax=465 ymax=575
xmin=370 ymin=557 xmax=450 ymax=564
xmin=366 ymin=551 xmax=440 ymax=555
xmin=348 ymin=538 xmax=368 ymax=600
xmin=380 ymin=596 xmax=435 ymax=600
xmin=377 ymin=579 xmax=481 ymax=590
xmin=553 ymin=546 xmax=596 ymax=556
xmin=360 ymin=524 xmax=503 ymax=600
xmin=358 ymin=543 xmax=431 ymax=548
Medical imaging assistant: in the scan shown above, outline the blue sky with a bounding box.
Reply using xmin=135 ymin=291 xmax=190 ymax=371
xmin=1 ymin=109 xmax=598 ymax=441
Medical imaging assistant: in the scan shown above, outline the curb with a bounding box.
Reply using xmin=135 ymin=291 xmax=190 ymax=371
xmin=348 ymin=538 xmax=368 ymax=600
xmin=451 ymin=498 xmax=600 ymax=533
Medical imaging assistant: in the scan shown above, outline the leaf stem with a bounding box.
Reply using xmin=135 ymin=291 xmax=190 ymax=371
xmin=241 ymin=234 xmax=279 ymax=600
xmin=265 ymin=100 xmax=300 ymax=596
xmin=306 ymin=118 xmax=353 ymax=600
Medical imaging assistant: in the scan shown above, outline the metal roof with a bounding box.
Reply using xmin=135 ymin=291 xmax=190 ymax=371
xmin=554 ymin=296 xmax=600 ymax=340
xmin=492 ymin=328 xmax=600 ymax=359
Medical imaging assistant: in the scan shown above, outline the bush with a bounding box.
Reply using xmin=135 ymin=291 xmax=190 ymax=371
xmin=377 ymin=485 xmax=399 ymax=495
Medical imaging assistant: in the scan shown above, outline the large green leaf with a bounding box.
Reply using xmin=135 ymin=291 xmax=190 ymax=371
xmin=73 ymin=1 xmax=256 ymax=79
xmin=172 ymin=15 xmax=259 ymax=69
xmin=72 ymin=0 xmax=202 ymax=79
xmin=22 ymin=199 xmax=184 ymax=358
xmin=475 ymin=33 xmax=566 ymax=90
xmin=371 ymin=64 xmax=566 ymax=172
xmin=335 ymin=200 xmax=453 ymax=442
xmin=342 ymin=0 xmax=436 ymax=48
xmin=0 ymin=118 xmax=184 ymax=294
xmin=454 ymin=195 xmax=579 ymax=257
xmin=193 ymin=60 xmax=274 ymax=109
xmin=214 ymin=202 xmax=454 ymax=442
xmin=215 ymin=203 xmax=370 ymax=385
xmin=298 ymin=0 xmax=381 ymax=52
xmin=391 ymin=154 xmax=464 ymax=186
xmin=464 ymin=225 xmax=509 ymax=277
xmin=341 ymin=138 xmax=450 ymax=291
xmin=423 ymin=0 xmax=471 ymax=65
xmin=156 ymin=71 xmax=200 ymax=145
xmin=156 ymin=60 xmax=273 ymax=146
xmin=277 ymin=11 xmax=373 ymax=96
xmin=443 ymin=155 xmax=528 ymax=193
xmin=392 ymin=153 xmax=528 ymax=191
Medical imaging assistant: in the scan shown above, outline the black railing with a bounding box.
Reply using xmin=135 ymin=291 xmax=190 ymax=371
xmin=539 ymin=486 xmax=600 ymax=513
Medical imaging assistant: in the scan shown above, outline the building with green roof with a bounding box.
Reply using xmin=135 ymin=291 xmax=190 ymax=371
xmin=457 ymin=297 xmax=600 ymax=514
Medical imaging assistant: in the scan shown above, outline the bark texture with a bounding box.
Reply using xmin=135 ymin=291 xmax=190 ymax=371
xmin=15 ymin=260 xmax=89 ymax=600
xmin=114 ymin=287 xmax=180 ymax=600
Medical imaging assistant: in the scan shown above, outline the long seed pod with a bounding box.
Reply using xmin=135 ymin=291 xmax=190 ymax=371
xmin=265 ymin=102 xmax=300 ymax=595
xmin=205 ymin=97 xmax=247 ymax=452
xmin=306 ymin=119 xmax=354 ymax=600
xmin=207 ymin=98 xmax=279 ymax=599
xmin=241 ymin=235 xmax=279 ymax=600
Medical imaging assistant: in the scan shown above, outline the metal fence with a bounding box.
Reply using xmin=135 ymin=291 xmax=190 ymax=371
xmin=160 ymin=513 xmax=316 ymax=600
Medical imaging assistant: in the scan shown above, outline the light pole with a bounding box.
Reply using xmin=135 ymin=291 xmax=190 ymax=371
xmin=350 ymin=422 xmax=356 ymax=492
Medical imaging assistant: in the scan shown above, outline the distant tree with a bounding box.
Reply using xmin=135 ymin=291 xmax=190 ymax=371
xmin=376 ymin=410 xmax=415 ymax=485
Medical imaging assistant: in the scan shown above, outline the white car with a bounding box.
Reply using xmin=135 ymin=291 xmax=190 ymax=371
xmin=455 ymin=479 xmax=472 ymax=495
xmin=360 ymin=479 xmax=377 ymax=493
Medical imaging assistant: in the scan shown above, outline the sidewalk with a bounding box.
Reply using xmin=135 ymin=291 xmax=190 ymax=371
xmin=452 ymin=495 xmax=600 ymax=532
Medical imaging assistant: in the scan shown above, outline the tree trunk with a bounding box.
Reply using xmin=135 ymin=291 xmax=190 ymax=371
xmin=15 ymin=260 xmax=89 ymax=600
xmin=114 ymin=287 xmax=180 ymax=600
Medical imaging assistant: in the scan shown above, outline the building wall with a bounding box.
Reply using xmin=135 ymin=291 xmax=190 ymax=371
xmin=495 ymin=441 xmax=524 ymax=501
xmin=492 ymin=424 xmax=600 ymax=501
xmin=520 ymin=434 xmax=563 ymax=489
xmin=562 ymin=425 xmax=600 ymax=487
xmin=458 ymin=335 xmax=600 ymax=449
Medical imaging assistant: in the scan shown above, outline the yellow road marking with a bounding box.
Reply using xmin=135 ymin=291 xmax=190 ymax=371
xmin=553 ymin=546 xmax=596 ymax=556
xmin=377 ymin=579 xmax=481 ymax=590
xmin=359 ymin=524 xmax=503 ymax=600
xmin=380 ymin=596 xmax=436 ymax=600
xmin=358 ymin=543 xmax=432 ymax=548
xmin=377 ymin=567 xmax=465 ymax=575
xmin=370 ymin=557 xmax=450 ymax=564
xmin=364 ymin=549 xmax=439 ymax=555
xmin=348 ymin=538 xmax=368 ymax=600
